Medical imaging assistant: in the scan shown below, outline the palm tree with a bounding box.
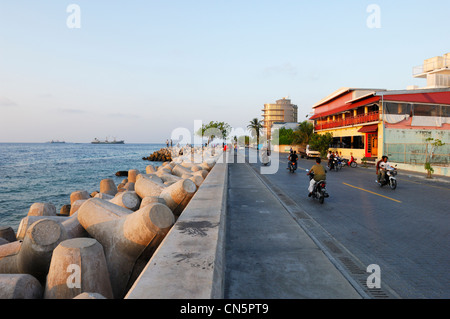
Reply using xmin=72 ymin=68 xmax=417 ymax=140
xmin=292 ymin=120 xmax=314 ymax=146
xmin=247 ymin=118 xmax=263 ymax=150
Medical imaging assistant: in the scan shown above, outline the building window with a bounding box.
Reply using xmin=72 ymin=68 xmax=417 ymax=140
xmin=384 ymin=102 xmax=412 ymax=115
xmin=413 ymin=104 xmax=440 ymax=117
xmin=330 ymin=136 xmax=364 ymax=149
xmin=352 ymin=136 xmax=364 ymax=149
xmin=342 ymin=136 xmax=352 ymax=148
xmin=443 ymin=105 xmax=450 ymax=117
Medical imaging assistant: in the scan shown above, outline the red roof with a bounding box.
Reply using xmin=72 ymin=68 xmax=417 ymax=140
xmin=382 ymin=91 xmax=450 ymax=105
xmin=310 ymin=96 xmax=380 ymax=120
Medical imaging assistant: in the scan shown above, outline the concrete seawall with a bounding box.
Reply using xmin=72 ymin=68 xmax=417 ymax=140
xmin=125 ymin=161 xmax=228 ymax=299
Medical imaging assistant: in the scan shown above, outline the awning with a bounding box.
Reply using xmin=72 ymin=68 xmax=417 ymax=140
xmin=358 ymin=124 xmax=378 ymax=133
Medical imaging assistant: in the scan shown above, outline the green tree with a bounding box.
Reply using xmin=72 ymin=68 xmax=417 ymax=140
xmin=247 ymin=118 xmax=263 ymax=150
xmin=272 ymin=128 xmax=294 ymax=145
xmin=309 ymin=132 xmax=333 ymax=157
xmin=424 ymin=137 xmax=445 ymax=178
xmin=237 ymin=135 xmax=250 ymax=146
xmin=292 ymin=121 xmax=314 ymax=146
xmin=196 ymin=121 xmax=231 ymax=145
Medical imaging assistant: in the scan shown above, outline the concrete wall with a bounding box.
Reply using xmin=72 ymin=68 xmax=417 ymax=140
xmin=384 ymin=128 xmax=450 ymax=176
xmin=125 ymin=162 xmax=228 ymax=299
xmin=273 ymin=144 xmax=295 ymax=153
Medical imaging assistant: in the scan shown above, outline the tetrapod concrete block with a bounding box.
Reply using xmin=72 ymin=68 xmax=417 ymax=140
xmin=159 ymin=179 xmax=197 ymax=216
xmin=110 ymin=191 xmax=141 ymax=211
xmin=70 ymin=190 xmax=90 ymax=205
xmin=16 ymin=216 xmax=69 ymax=241
xmin=128 ymin=169 xmax=140 ymax=183
xmin=135 ymin=174 xmax=166 ymax=199
xmin=44 ymin=238 xmax=113 ymax=299
xmin=100 ymin=178 xmax=117 ymax=196
xmin=0 ymin=226 xmax=16 ymax=242
xmin=145 ymin=165 xmax=156 ymax=174
xmin=0 ymin=219 xmax=68 ymax=283
xmin=140 ymin=196 xmax=166 ymax=209
xmin=0 ymin=274 xmax=43 ymax=299
xmin=70 ymin=199 xmax=87 ymax=216
xmin=27 ymin=202 xmax=57 ymax=217
xmin=77 ymin=198 xmax=174 ymax=298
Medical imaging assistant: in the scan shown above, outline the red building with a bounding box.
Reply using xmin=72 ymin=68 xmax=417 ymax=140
xmin=310 ymin=87 xmax=450 ymax=174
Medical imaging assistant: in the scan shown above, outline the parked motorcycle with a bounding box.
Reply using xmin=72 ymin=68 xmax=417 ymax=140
xmin=307 ymin=170 xmax=329 ymax=204
xmin=376 ymin=166 xmax=398 ymax=190
xmin=343 ymin=158 xmax=357 ymax=168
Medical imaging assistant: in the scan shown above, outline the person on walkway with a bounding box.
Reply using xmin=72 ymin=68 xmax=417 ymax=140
xmin=307 ymin=157 xmax=326 ymax=196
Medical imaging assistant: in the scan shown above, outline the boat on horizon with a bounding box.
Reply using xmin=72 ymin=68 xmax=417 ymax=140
xmin=49 ymin=140 xmax=65 ymax=144
xmin=91 ymin=137 xmax=125 ymax=144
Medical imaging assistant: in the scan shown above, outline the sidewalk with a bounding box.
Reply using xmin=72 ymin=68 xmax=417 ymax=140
xmin=223 ymin=157 xmax=362 ymax=299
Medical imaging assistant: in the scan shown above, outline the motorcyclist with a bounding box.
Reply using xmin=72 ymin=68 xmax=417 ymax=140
xmin=288 ymin=150 xmax=298 ymax=170
xmin=307 ymin=157 xmax=326 ymax=197
xmin=376 ymin=156 xmax=395 ymax=184
xmin=328 ymin=151 xmax=335 ymax=170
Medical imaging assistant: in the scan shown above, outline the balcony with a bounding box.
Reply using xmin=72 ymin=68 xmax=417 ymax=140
xmin=315 ymin=111 xmax=379 ymax=131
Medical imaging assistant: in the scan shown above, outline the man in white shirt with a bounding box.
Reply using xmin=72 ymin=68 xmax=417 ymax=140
xmin=377 ymin=156 xmax=393 ymax=183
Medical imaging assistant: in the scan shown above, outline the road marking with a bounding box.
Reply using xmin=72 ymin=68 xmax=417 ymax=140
xmin=342 ymin=182 xmax=402 ymax=203
xmin=397 ymin=178 xmax=450 ymax=191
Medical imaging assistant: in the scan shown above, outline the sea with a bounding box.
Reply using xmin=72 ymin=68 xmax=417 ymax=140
xmin=0 ymin=142 xmax=166 ymax=232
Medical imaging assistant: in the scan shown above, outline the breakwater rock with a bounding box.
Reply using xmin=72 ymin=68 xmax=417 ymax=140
xmin=0 ymin=147 xmax=222 ymax=299
xmin=142 ymin=148 xmax=173 ymax=162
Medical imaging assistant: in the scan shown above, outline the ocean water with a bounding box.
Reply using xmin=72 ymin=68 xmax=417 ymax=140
xmin=0 ymin=143 xmax=165 ymax=231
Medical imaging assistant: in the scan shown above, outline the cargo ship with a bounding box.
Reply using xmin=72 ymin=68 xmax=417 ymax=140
xmin=91 ymin=137 xmax=125 ymax=144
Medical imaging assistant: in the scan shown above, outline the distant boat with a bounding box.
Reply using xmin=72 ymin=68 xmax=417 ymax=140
xmin=49 ymin=140 xmax=65 ymax=144
xmin=91 ymin=137 xmax=125 ymax=144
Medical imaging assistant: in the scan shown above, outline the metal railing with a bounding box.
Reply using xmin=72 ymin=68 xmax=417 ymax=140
xmin=315 ymin=111 xmax=379 ymax=130
xmin=413 ymin=56 xmax=450 ymax=77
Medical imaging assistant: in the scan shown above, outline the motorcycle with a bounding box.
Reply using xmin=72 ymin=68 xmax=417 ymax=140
xmin=343 ymin=158 xmax=357 ymax=168
xmin=329 ymin=157 xmax=343 ymax=171
xmin=376 ymin=166 xmax=398 ymax=190
xmin=306 ymin=170 xmax=329 ymax=204
xmin=288 ymin=161 xmax=297 ymax=173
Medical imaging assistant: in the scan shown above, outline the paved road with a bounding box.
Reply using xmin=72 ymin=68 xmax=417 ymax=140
xmin=224 ymin=159 xmax=362 ymax=299
xmin=238 ymin=148 xmax=449 ymax=299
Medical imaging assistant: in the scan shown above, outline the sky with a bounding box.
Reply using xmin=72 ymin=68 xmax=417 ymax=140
xmin=0 ymin=0 xmax=449 ymax=143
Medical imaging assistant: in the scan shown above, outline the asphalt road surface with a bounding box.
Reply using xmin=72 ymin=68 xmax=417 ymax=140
xmin=240 ymin=148 xmax=449 ymax=299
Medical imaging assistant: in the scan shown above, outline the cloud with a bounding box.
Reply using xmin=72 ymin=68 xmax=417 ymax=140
xmin=57 ymin=108 xmax=87 ymax=114
xmin=38 ymin=93 xmax=53 ymax=98
xmin=262 ymin=63 xmax=298 ymax=78
xmin=0 ymin=96 xmax=18 ymax=107
xmin=106 ymin=112 xmax=140 ymax=119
